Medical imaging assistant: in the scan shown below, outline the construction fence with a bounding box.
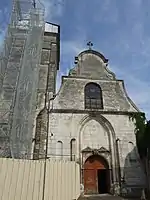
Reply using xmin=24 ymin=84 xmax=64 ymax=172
xmin=0 ymin=158 xmax=80 ymax=200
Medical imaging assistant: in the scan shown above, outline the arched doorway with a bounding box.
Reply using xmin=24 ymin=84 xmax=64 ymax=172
xmin=83 ymin=155 xmax=110 ymax=194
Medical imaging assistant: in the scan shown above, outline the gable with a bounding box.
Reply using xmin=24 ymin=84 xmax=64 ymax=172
xmin=53 ymin=77 xmax=138 ymax=112
xmin=69 ymin=50 xmax=116 ymax=80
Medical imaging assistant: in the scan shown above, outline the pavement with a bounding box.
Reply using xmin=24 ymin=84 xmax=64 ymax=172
xmin=78 ymin=194 xmax=140 ymax=200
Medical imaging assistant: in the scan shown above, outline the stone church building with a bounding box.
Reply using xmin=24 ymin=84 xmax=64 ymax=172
xmin=0 ymin=15 xmax=145 ymax=194
xmin=0 ymin=0 xmax=145 ymax=197
xmin=33 ymin=41 xmax=145 ymax=195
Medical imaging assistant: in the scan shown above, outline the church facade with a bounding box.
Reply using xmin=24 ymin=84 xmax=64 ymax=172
xmin=0 ymin=0 xmax=146 ymax=196
xmin=43 ymin=48 xmax=145 ymax=196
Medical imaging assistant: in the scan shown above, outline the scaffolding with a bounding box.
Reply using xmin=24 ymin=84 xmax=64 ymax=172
xmin=0 ymin=0 xmax=45 ymax=158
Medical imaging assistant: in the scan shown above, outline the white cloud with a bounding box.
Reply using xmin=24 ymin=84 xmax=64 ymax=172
xmin=61 ymin=40 xmax=85 ymax=57
xmin=93 ymin=0 xmax=119 ymax=24
xmin=111 ymin=64 xmax=150 ymax=119
xmin=56 ymin=39 xmax=85 ymax=92
xmin=40 ymin=0 xmax=65 ymax=20
xmin=45 ymin=0 xmax=150 ymax=120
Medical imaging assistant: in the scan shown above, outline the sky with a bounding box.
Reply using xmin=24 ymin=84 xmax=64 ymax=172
xmin=0 ymin=0 xmax=150 ymax=118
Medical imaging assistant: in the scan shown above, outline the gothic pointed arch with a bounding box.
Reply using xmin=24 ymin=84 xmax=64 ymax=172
xmin=78 ymin=114 xmax=119 ymax=186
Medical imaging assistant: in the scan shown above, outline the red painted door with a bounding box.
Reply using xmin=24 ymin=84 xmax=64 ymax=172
xmin=84 ymin=155 xmax=107 ymax=194
xmin=84 ymin=169 xmax=97 ymax=194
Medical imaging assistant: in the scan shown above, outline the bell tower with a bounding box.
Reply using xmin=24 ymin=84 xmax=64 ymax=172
xmin=37 ymin=22 xmax=60 ymax=111
xmin=33 ymin=22 xmax=60 ymax=159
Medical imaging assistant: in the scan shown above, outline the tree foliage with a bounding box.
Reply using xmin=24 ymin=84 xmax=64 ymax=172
xmin=129 ymin=112 xmax=150 ymax=159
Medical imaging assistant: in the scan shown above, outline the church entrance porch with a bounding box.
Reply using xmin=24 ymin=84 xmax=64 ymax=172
xmin=83 ymin=155 xmax=110 ymax=195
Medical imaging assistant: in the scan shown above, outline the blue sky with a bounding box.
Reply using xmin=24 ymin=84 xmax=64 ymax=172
xmin=0 ymin=0 xmax=150 ymax=118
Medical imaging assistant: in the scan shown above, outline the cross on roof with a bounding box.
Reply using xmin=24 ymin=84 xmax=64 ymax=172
xmin=87 ymin=41 xmax=93 ymax=50
xmin=32 ymin=0 xmax=36 ymax=8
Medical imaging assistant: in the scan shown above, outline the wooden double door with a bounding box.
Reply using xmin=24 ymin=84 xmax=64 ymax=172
xmin=83 ymin=155 xmax=110 ymax=194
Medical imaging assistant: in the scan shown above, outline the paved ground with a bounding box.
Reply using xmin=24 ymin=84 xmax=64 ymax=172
xmin=78 ymin=194 xmax=139 ymax=200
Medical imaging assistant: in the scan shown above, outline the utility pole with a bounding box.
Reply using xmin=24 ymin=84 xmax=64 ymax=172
xmin=42 ymin=41 xmax=58 ymax=200
xmin=42 ymin=97 xmax=54 ymax=200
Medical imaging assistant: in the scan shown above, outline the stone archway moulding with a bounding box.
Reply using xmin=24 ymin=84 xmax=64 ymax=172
xmin=78 ymin=114 xmax=119 ymax=188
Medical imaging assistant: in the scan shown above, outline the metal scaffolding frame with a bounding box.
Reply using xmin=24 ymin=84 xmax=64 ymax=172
xmin=0 ymin=0 xmax=45 ymax=158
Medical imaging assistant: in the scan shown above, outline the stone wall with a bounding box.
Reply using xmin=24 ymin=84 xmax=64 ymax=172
xmin=104 ymin=114 xmax=146 ymax=187
xmin=32 ymin=31 xmax=60 ymax=159
xmin=33 ymin=108 xmax=48 ymax=159
xmin=53 ymin=77 xmax=138 ymax=112
xmin=45 ymin=49 xmax=145 ymax=196
xmin=48 ymin=112 xmax=145 ymax=193
xmin=47 ymin=46 xmax=144 ymax=192
xmin=37 ymin=32 xmax=59 ymax=112
xmin=69 ymin=50 xmax=115 ymax=80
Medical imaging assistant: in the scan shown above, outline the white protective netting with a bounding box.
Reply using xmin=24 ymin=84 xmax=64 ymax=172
xmin=0 ymin=0 xmax=45 ymax=158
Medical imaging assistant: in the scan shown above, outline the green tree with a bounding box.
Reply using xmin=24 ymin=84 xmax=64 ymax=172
xmin=129 ymin=112 xmax=150 ymax=198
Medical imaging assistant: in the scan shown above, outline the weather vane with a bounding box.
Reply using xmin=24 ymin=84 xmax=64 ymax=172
xmin=87 ymin=41 xmax=93 ymax=50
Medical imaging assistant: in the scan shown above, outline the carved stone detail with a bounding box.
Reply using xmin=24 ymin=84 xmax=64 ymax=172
xmin=81 ymin=146 xmax=111 ymax=169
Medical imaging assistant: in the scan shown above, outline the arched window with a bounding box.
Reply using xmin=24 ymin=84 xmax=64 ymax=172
xmin=85 ymin=83 xmax=103 ymax=109
xmin=70 ymin=139 xmax=76 ymax=161
xmin=56 ymin=141 xmax=63 ymax=159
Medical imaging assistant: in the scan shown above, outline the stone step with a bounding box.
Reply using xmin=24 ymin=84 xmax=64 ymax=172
xmin=78 ymin=194 xmax=139 ymax=200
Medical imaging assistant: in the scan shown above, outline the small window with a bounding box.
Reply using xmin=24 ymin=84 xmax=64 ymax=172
xmin=85 ymin=83 xmax=103 ymax=109
xmin=70 ymin=139 xmax=76 ymax=161
xmin=56 ymin=141 xmax=63 ymax=160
